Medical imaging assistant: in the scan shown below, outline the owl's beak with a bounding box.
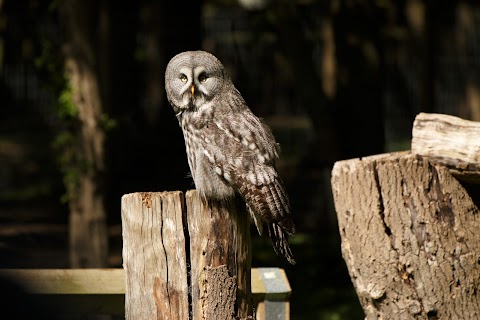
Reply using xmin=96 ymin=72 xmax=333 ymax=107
xmin=190 ymin=85 xmax=195 ymax=96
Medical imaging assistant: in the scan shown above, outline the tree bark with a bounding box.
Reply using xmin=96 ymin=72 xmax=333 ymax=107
xmin=60 ymin=0 xmax=109 ymax=268
xmin=331 ymin=152 xmax=480 ymax=319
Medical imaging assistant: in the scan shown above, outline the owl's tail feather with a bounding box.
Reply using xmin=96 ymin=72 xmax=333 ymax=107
xmin=268 ymin=223 xmax=296 ymax=265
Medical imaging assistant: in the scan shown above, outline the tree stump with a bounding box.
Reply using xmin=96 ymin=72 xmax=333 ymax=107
xmin=331 ymin=113 xmax=480 ymax=319
xmin=121 ymin=191 xmax=253 ymax=320
xmin=331 ymin=151 xmax=480 ymax=319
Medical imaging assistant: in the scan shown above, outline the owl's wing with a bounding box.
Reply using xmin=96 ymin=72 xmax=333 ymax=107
xmin=195 ymin=105 xmax=296 ymax=263
xmin=203 ymin=109 xmax=293 ymax=227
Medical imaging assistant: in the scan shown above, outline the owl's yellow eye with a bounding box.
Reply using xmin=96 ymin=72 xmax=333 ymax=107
xmin=199 ymin=73 xmax=208 ymax=83
xmin=180 ymin=74 xmax=187 ymax=83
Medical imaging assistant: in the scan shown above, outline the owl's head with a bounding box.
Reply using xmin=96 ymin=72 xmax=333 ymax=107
xmin=165 ymin=51 xmax=228 ymax=114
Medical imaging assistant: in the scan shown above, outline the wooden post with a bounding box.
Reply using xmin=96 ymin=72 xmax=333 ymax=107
xmin=122 ymin=191 xmax=253 ymax=320
xmin=331 ymin=113 xmax=480 ymax=319
xmin=186 ymin=190 xmax=253 ymax=320
xmin=122 ymin=192 xmax=189 ymax=320
xmin=252 ymin=268 xmax=291 ymax=320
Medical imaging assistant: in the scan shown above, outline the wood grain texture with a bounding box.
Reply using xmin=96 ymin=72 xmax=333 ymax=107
xmin=332 ymin=153 xmax=480 ymax=319
xmin=122 ymin=192 xmax=189 ymax=320
xmin=412 ymin=112 xmax=480 ymax=182
xmin=186 ymin=190 xmax=253 ymax=320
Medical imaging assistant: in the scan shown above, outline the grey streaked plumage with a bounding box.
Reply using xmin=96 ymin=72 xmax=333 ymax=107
xmin=165 ymin=50 xmax=295 ymax=264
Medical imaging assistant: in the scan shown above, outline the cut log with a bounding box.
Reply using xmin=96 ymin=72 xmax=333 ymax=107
xmin=412 ymin=112 xmax=480 ymax=182
xmin=331 ymin=152 xmax=480 ymax=319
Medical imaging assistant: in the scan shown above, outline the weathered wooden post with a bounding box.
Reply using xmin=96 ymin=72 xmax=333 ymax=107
xmin=186 ymin=190 xmax=253 ymax=319
xmin=331 ymin=113 xmax=480 ymax=319
xmin=122 ymin=192 xmax=189 ymax=319
xmin=122 ymin=190 xmax=253 ymax=320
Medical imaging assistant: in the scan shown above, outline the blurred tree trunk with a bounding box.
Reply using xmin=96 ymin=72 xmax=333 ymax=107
xmin=140 ymin=0 xmax=202 ymax=125
xmin=0 ymin=0 xmax=4 ymax=73
xmin=59 ymin=0 xmax=109 ymax=268
xmin=275 ymin=3 xmax=339 ymax=165
xmin=139 ymin=1 xmax=165 ymax=127
xmin=332 ymin=2 xmax=385 ymax=159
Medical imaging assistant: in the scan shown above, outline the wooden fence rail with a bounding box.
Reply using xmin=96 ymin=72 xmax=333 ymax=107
xmin=0 ymin=268 xmax=290 ymax=319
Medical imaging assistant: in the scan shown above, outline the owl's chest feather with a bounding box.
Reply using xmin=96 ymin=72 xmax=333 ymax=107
xmin=180 ymin=112 xmax=235 ymax=200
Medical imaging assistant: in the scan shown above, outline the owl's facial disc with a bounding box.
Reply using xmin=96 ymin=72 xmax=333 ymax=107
xmin=176 ymin=66 xmax=213 ymax=111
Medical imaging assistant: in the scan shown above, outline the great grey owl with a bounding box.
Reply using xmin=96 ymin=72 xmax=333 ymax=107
xmin=165 ymin=50 xmax=295 ymax=264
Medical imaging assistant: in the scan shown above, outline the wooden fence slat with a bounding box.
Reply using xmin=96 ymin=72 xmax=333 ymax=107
xmin=0 ymin=268 xmax=124 ymax=294
xmin=0 ymin=268 xmax=288 ymax=297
